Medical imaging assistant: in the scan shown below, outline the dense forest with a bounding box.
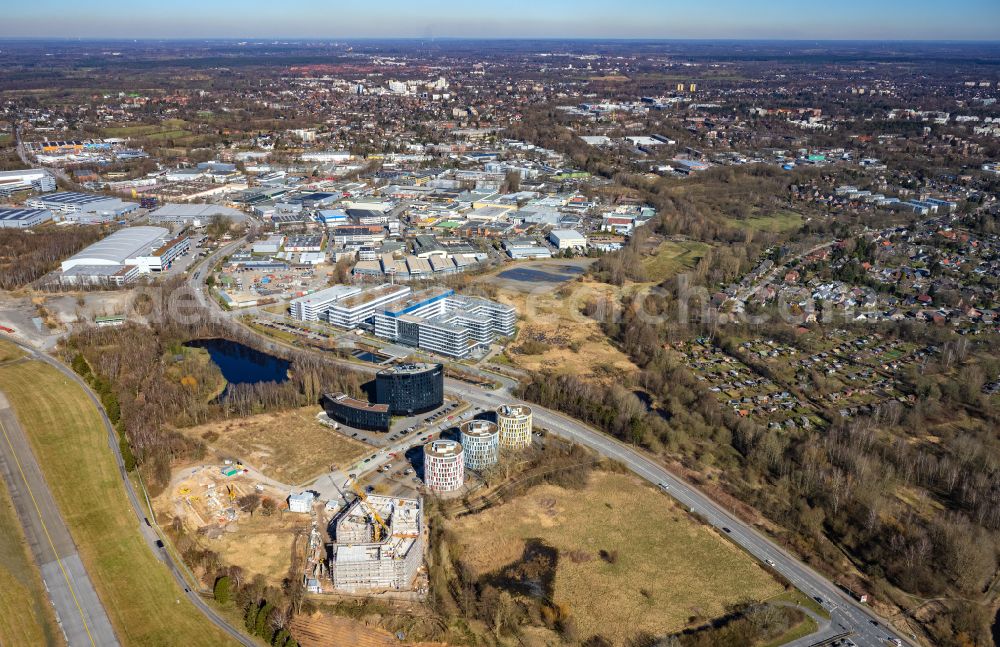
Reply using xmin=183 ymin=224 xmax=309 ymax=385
xmin=0 ymin=227 xmax=104 ymax=289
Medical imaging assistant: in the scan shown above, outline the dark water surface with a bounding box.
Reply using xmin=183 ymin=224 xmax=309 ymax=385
xmin=185 ymin=338 xmax=290 ymax=395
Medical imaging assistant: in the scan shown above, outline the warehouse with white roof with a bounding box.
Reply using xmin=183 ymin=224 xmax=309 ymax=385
xmin=60 ymin=226 xmax=189 ymax=285
xmin=0 ymin=208 xmax=53 ymax=229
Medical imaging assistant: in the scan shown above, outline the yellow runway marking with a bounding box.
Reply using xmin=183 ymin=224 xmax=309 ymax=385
xmin=0 ymin=415 xmax=96 ymax=646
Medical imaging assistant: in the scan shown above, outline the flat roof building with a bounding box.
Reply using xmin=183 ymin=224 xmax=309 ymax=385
xmin=322 ymin=393 xmax=391 ymax=432
xmin=0 ymin=169 xmax=56 ymax=196
xmin=289 ymin=284 xmax=362 ymax=321
xmin=374 ymin=363 xmax=444 ymax=416
xmin=548 ymin=228 xmax=587 ymax=250
xmin=325 ymin=284 xmax=411 ymax=329
xmin=0 ymin=208 xmax=52 ymax=229
xmin=27 ymin=191 xmax=137 ymax=223
xmin=147 ymin=203 xmax=246 ymax=225
xmin=373 ymin=289 xmax=516 ymax=359
xmin=60 ymin=226 xmax=185 ymax=284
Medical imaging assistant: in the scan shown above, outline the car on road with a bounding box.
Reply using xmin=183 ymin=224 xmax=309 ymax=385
xmin=658 ymin=482 xmax=669 ymax=490
xmin=765 ymin=559 xmax=775 ymax=566
xmin=722 ymin=527 xmax=731 ymax=533
xmin=155 ymin=540 xmax=164 ymax=549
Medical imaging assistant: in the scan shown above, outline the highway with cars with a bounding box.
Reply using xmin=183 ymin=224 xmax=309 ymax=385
xmin=186 ymin=237 xmax=911 ymax=647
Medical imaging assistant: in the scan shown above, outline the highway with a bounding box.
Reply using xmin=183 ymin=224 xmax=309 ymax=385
xmin=188 ymin=238 xmax=912 ymax=646
xmin=0 ymin=386 xmax=118 ymax=647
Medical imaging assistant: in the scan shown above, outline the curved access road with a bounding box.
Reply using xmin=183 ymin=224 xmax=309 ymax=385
xmin=0 ymin=386 xmax=118 ymax=647
xmin=188 ymin=239 xmax=912 ymax=647
xmin=9 ymin=341 xmax=258 ymax=647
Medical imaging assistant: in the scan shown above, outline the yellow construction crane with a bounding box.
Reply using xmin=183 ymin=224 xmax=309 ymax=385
xmin=350 ymin=482 xmax=390 ymax=542
xmin=227 ymin=484 xmax=237 ymax=502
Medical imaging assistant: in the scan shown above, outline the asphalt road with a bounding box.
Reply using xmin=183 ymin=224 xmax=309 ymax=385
xmin=10 ymin=343 xmax=258 ymax=647
xmin=190 ymin=237 xmax=911 ymax=646
xmin=451 ymin=383 xmax=908 ymax=647
xmin=0 ymin=388 xmax=118 ymax=647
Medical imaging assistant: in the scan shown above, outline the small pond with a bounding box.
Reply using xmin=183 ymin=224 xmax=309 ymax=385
xmin=185 ymin=338 xmax=290 ymax=396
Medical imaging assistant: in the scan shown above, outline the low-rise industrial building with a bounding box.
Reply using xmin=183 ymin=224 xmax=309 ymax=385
xmin=59 ymin=226 xmax=188 ymax=284
xmin=0 ymin=208 xmax=53 ymax=229
xmin=548 ymin=228 xmax=587 ymax=250
xmin=147 ymin=203 xmax=246 ymax=226
xmin=0 ymin=169 xmax=56 ymax=196
xmin=26 ymin=191 xmax=138 ymax=223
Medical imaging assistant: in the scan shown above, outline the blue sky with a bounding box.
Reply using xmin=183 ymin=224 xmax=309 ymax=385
xmin=3 ymin=0 xmax=999 ymax=40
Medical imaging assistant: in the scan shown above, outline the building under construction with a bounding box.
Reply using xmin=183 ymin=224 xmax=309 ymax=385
xmin=328 ymin=494 xmax=423 ymax=592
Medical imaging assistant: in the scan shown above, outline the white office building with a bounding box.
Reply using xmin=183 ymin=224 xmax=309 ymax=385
xmin=290 ymin=283 xmax=411 ymax=328
xmin=289 ymin=285 xmax=362 ymax=321
xmin=373 ymin=289 xmax=516 ymax=359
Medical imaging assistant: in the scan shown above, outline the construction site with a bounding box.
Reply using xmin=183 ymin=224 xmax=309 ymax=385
xmin=163 ymin=463 xmax=265 ymax=535
xmin=327 ymin=490 xmax=424 ymax=593
xmin=157 ymin=463 xmax=320 ymax=587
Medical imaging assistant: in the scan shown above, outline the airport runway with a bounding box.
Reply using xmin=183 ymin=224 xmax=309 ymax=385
xmin=0 ymin=389 xmax=119 ymax=647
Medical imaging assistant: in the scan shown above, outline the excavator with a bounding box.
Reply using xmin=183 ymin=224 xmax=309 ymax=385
xmin=349 ymin=481 xmax=390 ymax=542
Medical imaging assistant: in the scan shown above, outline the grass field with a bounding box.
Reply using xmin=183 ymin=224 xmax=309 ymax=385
xmin=448 ymin=471 xmax=783 ymax=643
xmin=488 ymin=277 xmax=639 ymax=380
xmin=101 ymin=119 xmax=193 ymax=140
xmin=727 ymin=211 xmax=805 ymax=233
xmin=0 ymin=339 xmax=24 ymax=363
xmin=640 ymin=240 xmax=712 ymax=282
xmin=0 ymin=476 xmax=64 ymax=646
xmin=177 ymin=407 xmax=370 ymax=485
xmin=0 ymin=359 xmax=236 ymax=646
xmin=206 ymin=513 xmax=301 ymax=586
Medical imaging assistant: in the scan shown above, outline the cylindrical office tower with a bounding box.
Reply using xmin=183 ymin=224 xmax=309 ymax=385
xmin=495 ymin=404 xmax=533 ymax=449
xmin=375 ymin=363 xmax=444 ymax=415
xmin=423 ymin=440 xmax=464 ymax=493
xmin=460 ymin=420 xmax=500 ymax=470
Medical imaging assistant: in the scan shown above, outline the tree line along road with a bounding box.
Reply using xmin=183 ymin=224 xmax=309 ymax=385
xmin=186 ymin=246 xmax=914 ymax=647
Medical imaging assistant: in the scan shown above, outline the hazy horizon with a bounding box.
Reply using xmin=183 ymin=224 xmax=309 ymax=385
xmin=3 ymin=0 xmax=999 ymax=41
